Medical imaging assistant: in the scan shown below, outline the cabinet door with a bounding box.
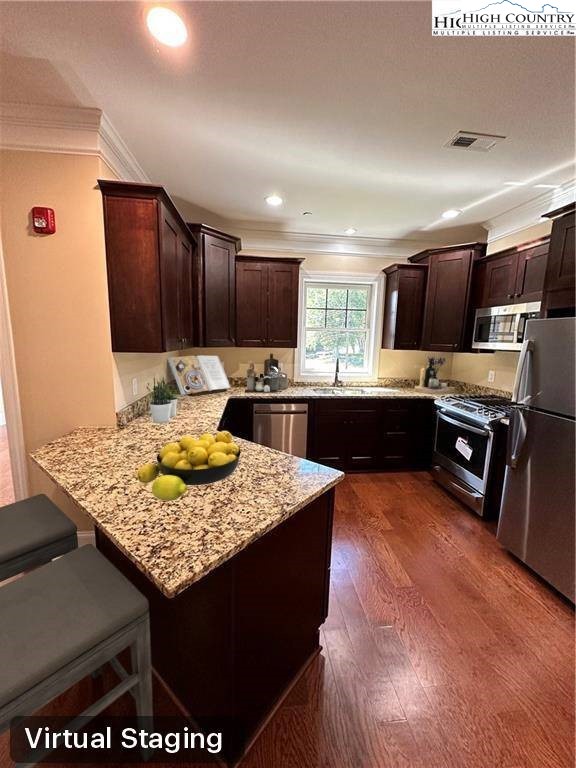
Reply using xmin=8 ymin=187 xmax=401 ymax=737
xmin=545 ymin=212 xmax=575 ymax=293
xmin=267 ymin=261 xmax=300 ymax=346
xmin=203 ymin=234 xmax=236 ymax=346
xmin=514 ymin=243 xmax=548 ymax=303
xmin=160 ymin=208 xmax=183 ymax=352
xmin=346 ymin=404 xmax=381 ymax=470
xmin=103 ymin=196 xmax=163 ymax=352
xmin=311 ymin=408 xmax=348 ymax=471
xmin=421 ymin=249 xmax=473 ymax=352
xmin=383 ymin=267 xmax=426 ymax=349
xmin=480 ymin=254 xmax=516 ymax=307
xmin=312 ymin=400 xmax=381 ymax=471
xmin=236 ymin=261 xmax=268 ymax=346
xmin=178 ymin=236 xmax=194 ymax=347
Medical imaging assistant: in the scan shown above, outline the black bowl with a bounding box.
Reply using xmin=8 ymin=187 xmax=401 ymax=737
xmin=157 ymin=451 xmax=240 ymax=485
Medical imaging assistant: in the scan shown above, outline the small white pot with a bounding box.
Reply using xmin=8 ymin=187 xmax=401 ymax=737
xmin=170 ymin=398 xmax=178 ymax=417
xmin=150 ymin=403 xmax=172 ymax=423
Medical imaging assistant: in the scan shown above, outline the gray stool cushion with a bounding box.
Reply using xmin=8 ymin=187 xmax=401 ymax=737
xmin=0 ymin=545 xmax=148 ymax=708
xmin=0 ymin=495 xmax=77 ymax=576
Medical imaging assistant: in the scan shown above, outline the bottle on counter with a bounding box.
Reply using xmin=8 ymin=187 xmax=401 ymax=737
xmin=255 ymin=374 xmax=264 ymax=392
xmin=246 ymin=362 xmax=256 ymax=392
xmin=424 ymin=360 xmax=436 ymax=388
xmin=418 ymin=367 xmax=426 ymax=387
xmin=264 ymin=353 xmax=279 ymax=376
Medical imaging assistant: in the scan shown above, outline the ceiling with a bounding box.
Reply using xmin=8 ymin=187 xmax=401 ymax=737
xmin=0 ymin=1 xmax=574 ymax=240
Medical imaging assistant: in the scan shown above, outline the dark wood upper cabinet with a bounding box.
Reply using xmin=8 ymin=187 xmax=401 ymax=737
xmin=473 ymin=238 xmax=549 ymax=309
xmin=514 ymin=241 xmax=549 ymax=303
xmin=236 ymin=259 xmax=268 ymax=346
xmin=410 ymin=243 xmax=485 ymax=352
xmin=477 ymin=252 xmax=516 ymax=307
xmin=235 ymin=257 xmax=303 ymax=348
xmin=187 ymin=225 xmax=240 ymax=347
xmin=268 ymin=260 xmax=301 ymax=345
xmin=98 ymin=180 xmax=194 ymax=353
xmin=381 ymin=264 xmax=427 ymax=349
xmin=542 ymin=204 xmax=575 ymax=316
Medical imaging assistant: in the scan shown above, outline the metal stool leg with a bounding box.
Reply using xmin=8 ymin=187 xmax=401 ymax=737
xmin=131 ymin=617 xmax=153 ymax=760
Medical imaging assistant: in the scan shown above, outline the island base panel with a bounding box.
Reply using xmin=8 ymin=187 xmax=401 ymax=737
xmin=95 ymin=488 xmax=334 ymax=763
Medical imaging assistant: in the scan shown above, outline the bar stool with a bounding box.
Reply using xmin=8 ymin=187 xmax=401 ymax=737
xmin=0 ymin=545 xmax=152 ymax=763
xmin=0 ymin=495 xmax=77 ymax=582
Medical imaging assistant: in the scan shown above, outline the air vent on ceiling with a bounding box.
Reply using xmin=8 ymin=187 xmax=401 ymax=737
xmin=445 ymin=131 xmax=506 ymax=152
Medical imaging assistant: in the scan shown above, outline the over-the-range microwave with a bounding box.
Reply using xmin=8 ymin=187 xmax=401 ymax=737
xmin=472 ymin=302 xmax=541 ymax=352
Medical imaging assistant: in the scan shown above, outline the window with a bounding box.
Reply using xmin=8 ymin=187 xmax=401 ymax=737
xmin=298 ymin=276 xmax=382 ymax=379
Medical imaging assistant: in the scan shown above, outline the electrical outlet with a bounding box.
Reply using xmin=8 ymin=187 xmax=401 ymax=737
xmin=488 ymin=370 xmax=495 ymax=383
xmin=132 ymin=377 xmax=138 ymax=396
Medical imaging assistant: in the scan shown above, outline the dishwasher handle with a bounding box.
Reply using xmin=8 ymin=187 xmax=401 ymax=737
xmin=253 ymin=403 xmax=309 ymax=415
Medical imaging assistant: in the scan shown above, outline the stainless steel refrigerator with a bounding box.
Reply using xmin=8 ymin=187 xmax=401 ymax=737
xmin=497 ymin=317 xmax=575 ymax=601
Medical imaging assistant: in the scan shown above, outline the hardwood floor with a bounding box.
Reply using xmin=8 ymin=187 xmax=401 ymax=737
xmin=0 ymin=472 xmax=573 ymax=767
xmin=0 ymin=425 xmax=14 ymax=506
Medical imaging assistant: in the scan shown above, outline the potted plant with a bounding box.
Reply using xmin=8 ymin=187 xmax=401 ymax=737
xmin=149 ymin=379 xmax=172 ymax=423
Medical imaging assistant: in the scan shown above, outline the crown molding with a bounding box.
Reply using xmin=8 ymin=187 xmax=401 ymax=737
xmin=98 ymin=113 xmax=148 ymax=182
xmin=484 ymin=180 xmax=576 ymax=243
xmin=233 ymin=226 xmax=463 ymax=260
xmin=0 ymin=102 xmax=149 ymax=182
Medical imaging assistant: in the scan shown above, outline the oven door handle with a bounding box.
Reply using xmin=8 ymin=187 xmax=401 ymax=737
xmin=437 ymin=410 xmax=489 ymax=437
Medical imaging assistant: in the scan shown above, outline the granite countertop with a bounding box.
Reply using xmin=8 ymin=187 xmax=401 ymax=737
xmin=32 ymin=390 xmax=344 ymax=598
xmin=230 ymin=384 xmax=441 ymax=399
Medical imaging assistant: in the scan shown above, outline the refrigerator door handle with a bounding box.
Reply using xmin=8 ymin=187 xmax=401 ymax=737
xmin=512 ymin=339 xmax=534 ymax=404
xmin=507 ymin=409 xmax=527 ymax=469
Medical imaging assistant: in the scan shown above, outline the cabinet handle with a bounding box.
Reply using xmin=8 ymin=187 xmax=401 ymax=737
xmin=507 ymin=294 xmax=514 ymax=299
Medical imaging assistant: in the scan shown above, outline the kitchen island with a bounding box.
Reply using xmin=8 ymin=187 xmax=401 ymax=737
xmin=32 ymin=392 xmax=344 ymax=763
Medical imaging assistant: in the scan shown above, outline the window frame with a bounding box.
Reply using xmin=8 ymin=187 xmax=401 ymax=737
xmin=296 ymin=271 xmax=384 ymax=381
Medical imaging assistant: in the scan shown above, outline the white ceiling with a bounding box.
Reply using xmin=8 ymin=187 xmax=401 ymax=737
xmin=0 ymin=1 xmax=574 ymax=240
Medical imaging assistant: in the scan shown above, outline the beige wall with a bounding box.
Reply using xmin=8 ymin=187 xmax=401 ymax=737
xmin=450 ymin=351 xmax=518 ymax=392
xmin=486 ymin=220 xmax=552 ymax=255
xmin=0 ymin=149 xmax=117 ymax=526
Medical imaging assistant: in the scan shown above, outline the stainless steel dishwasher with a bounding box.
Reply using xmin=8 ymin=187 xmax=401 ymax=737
xmin=252 ymin=403 xmax=308 ymax=458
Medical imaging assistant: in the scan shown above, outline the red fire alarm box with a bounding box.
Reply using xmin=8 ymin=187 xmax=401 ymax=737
xmin=32 ymin=207 xmax=56 ymax=234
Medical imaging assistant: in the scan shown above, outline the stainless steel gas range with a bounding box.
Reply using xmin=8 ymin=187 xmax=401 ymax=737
xmin=432 ymin=395 xmax=512 ymax=517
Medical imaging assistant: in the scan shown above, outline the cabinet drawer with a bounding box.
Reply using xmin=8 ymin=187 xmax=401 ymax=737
xmin=315 ymin=399 xmax=380 ymax=416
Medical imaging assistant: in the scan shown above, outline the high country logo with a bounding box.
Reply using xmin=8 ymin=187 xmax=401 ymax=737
xmin=432 ymin=0 xmax=576 ymax=35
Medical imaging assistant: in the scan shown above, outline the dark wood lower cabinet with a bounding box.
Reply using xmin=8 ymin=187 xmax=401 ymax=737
xmin=310 ymin=399 xmax=381 ymax=471
xmin=308 ymin=398 xmax=435 ymax=472
xmin=381 ymin=399 xmax=434 ymax=469
xmin=96 ymin=489 xmax=334 ymax=765
xmin=220 ymin=396 xmax=435 ymax=473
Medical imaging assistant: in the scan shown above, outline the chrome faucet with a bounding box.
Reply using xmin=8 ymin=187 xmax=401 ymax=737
xmin=333 ymin=357 xmax=343 ymax=387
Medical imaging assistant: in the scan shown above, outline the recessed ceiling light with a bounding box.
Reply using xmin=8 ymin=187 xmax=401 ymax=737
xmin=146 ymin=7 xmax=188 ymax=48
xmin=344 ymin=227 xmax=357 ymax=235
xmin=265 ymin=194 xmax=283 ymax=207
xmin=503 ymin=181 xmax=527 ymax=186
xmin=534 ymin=184 xmax=561 ymax=189
xmin=441 ymin=209 xmax=462 ymax=220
